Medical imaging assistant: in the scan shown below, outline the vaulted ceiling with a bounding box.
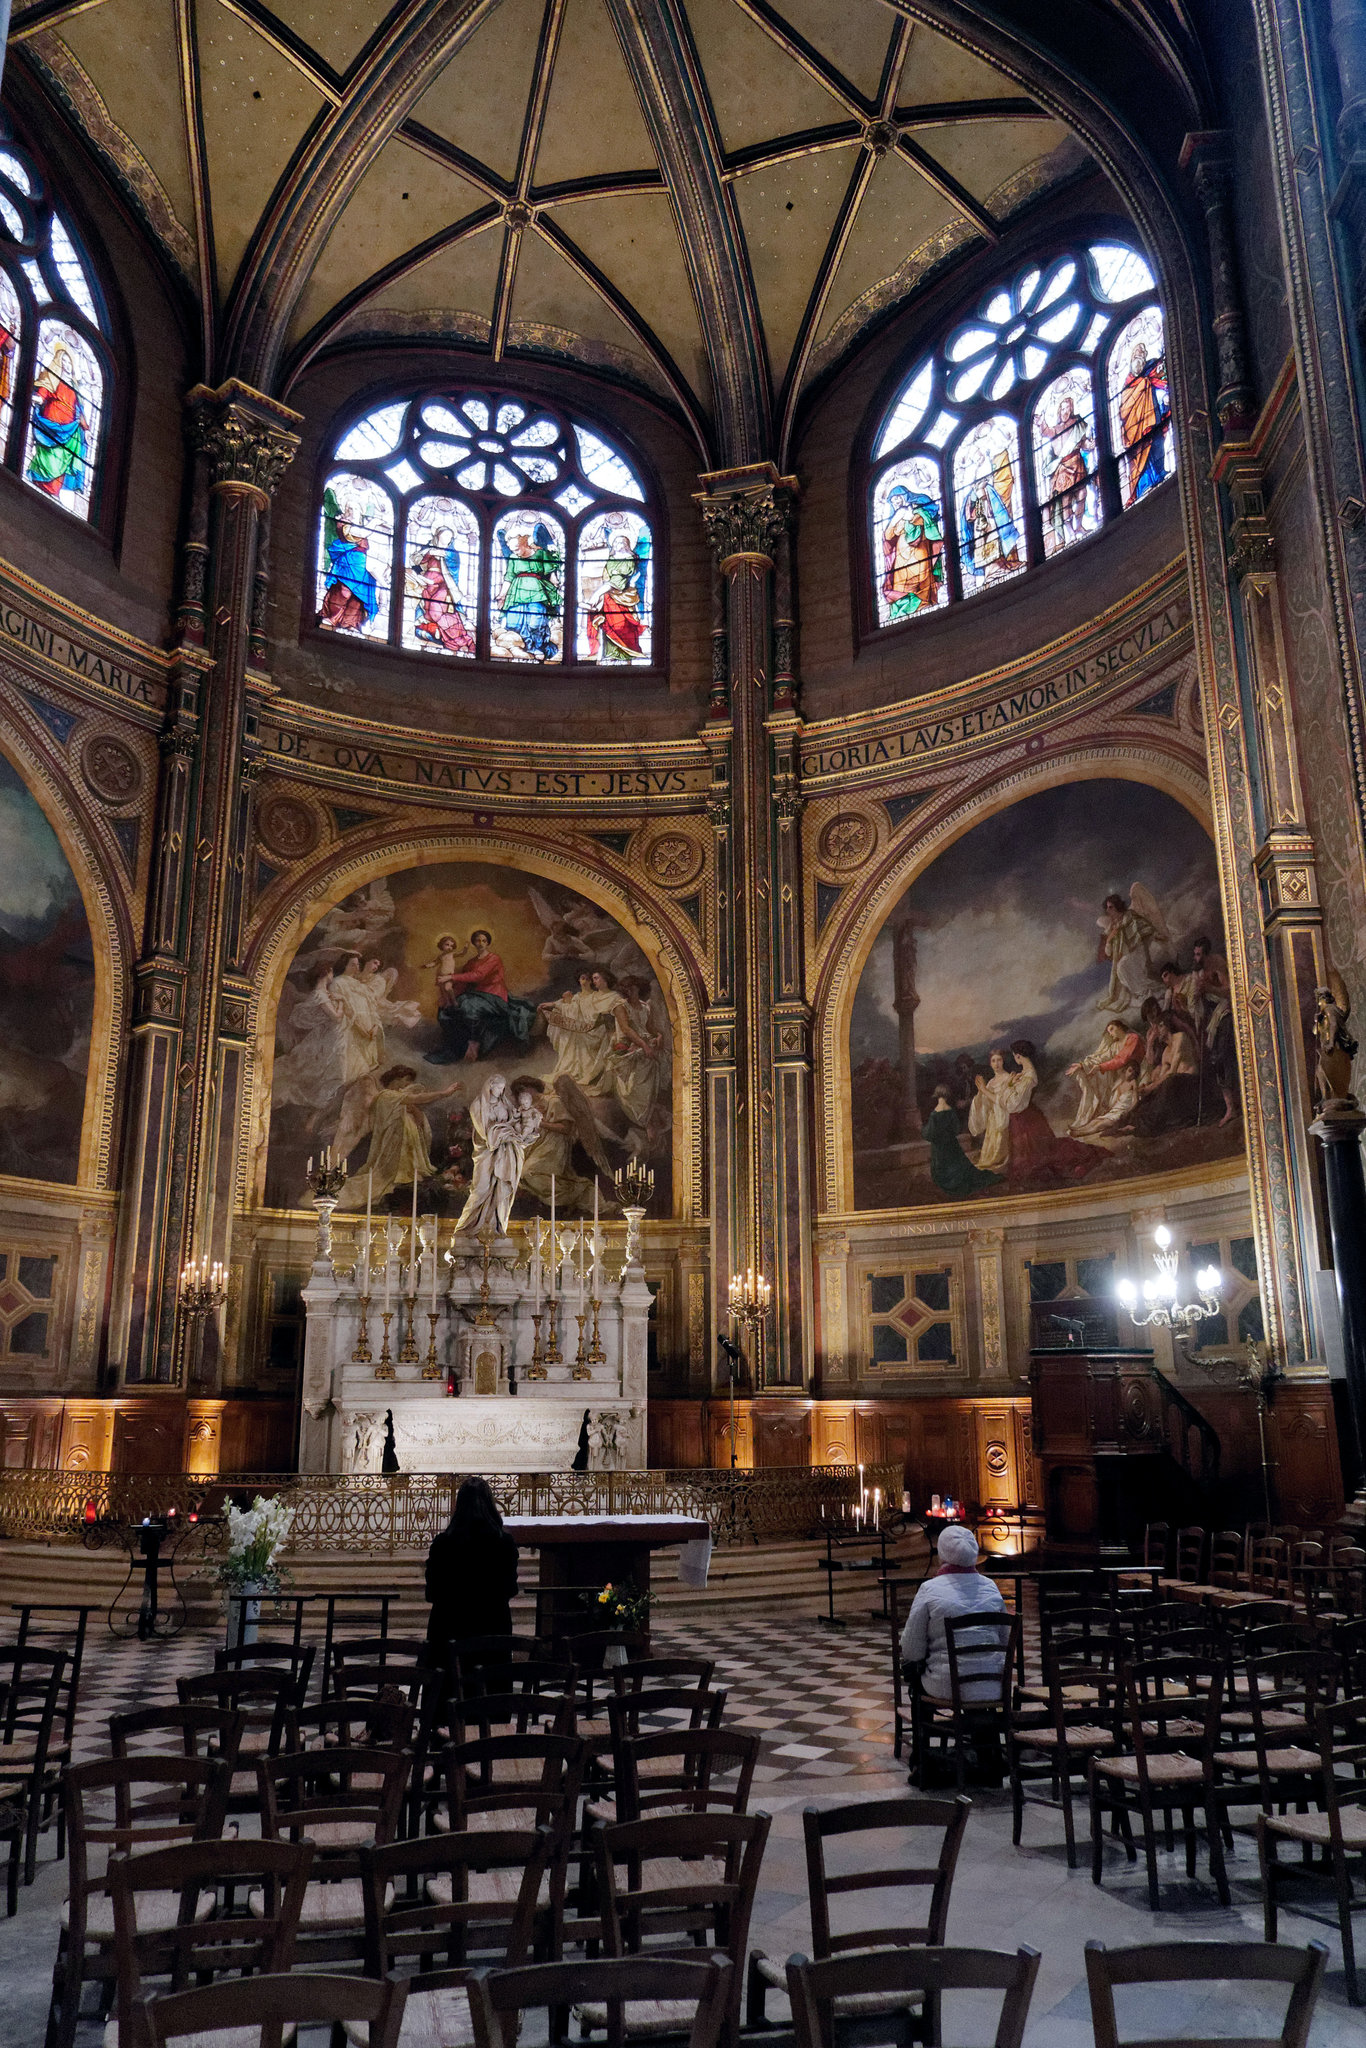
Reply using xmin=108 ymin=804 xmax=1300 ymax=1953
xmin=10 ymin=0 xmax=1115 ymax=461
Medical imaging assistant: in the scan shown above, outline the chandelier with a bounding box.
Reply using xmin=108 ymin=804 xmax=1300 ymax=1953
xmin=1116 ymin=1224 xmax=1222 ymax=1336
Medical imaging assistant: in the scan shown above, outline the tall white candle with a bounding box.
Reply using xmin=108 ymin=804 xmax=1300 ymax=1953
xmin=363 ymin=1171 xmax=373 ymax=1290
xmin=592 ymin=1181 xmax=600 ymax=1292
xmin=384 ymin=1235 xmax=392 ymax=1313
xmin=549 ymin=1177 xmax=556 ymax=1295
xmin=533 ymin=1222 xmax=542 ymax=1314
xmin=430 ymin=1215 xmax=438 ymax=1311
xmin=578 ymin=1223 xmax=585 ymax=1308
xmin=410 ymin=1171 xmax=418 ymax=1275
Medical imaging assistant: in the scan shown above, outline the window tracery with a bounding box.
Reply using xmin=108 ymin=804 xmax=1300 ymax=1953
xmin=316 ymin=391 xmax=656 ymax=668
xmin=0 ymin=124 xmax=111 ymax=523
xmin=869 ymin=239 xmax=1172 ymax=629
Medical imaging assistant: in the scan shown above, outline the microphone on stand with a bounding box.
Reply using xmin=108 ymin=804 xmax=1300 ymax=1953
xmin=716 ymin=1330 xmax=742 ymax=1362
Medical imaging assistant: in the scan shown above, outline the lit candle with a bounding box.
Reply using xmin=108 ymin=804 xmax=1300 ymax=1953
xmin=363 ymin=1171 xmax=373 ymax=1291
xmin=430 ymin=1216 xmax=438 ymax=1311
xmin=549 ymin=1177 xmax=556 ymax=1296
xmin=410 ymin=1170 xmax=418 ymax=1275
xmin=307 ymin=1155 xmax=314 ymax=1176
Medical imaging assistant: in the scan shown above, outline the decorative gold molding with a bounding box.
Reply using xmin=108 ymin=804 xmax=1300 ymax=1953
xmin=185 ymin=382 xmax=303 ymax=502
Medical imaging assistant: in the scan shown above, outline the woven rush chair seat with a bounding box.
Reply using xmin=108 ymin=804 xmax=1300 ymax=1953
xmin=1013 ymin=1723 xmax=1116 ymax=1750
xmin=1222 ymin=1707 xmax=1307 ymax=1733
xmin=1262 ymin=1807 xmax=1366 ymax=1847
xmin=424 ymin=1865 xmax=552 ymax=1907
xmin=345 ymin=1987 xmax=470 ymax=2048
xmin=573 ymin=1998 xmax=709 ymax=2036
xmin=1017 ymin=1681 xmax=1102 ymax=1704
xmin=62 ymin=1887 xmax=218 ymax=1939
xmin=1220 ymin=1745 xmax=1320 ymax=1776
xmin=747 ymin=1954 xmax=926 ymax=2017
xmin=1094 ymin=1751 xmax=1206 ymax=1785
xmin=104 ymin=2024 xmax=298 ymax=2048
xmin=250 ymin=1876 xmax=392 ymax=1926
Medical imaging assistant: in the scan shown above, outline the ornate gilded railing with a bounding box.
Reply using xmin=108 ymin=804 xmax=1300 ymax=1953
xmin=0 ymin=1465 xmax=900 ymax=1552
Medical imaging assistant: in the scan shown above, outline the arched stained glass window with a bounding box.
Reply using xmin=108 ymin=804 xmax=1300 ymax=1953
xmin=868 ymin=237 xmax=1170 ymax=626
xmin=315 ymin=390 xmax=657 ymax=668
xmin=0 ymin=122 xmax=112 ymax=523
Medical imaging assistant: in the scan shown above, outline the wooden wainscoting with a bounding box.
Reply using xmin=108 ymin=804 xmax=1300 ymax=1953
xmin=0 ymin=1396 xmax=296 ymax=1475
xmin=648 ymin=1396 xmax=1034 ymax=1512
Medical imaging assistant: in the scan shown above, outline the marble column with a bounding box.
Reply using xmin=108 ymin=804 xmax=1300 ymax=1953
xmin=1309 ymin=1101 xmax=1366 ymax=1491
xmin=113 ymin=381 xmax=299 ymax=1385
xmin=694 ymin=463 xmax=808 ymax=1387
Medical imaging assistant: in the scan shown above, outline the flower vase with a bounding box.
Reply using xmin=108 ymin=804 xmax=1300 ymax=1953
xmin=226 ymin=1579 xmax=263 ymax=1651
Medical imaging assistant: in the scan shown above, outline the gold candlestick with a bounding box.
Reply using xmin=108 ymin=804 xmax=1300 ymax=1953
xmin=542 ymin=1297 xmax=562 ymax=1365
xmin=422 ymin=1311 xmax=442 ymax=1378
xmin=572 ymin=1312 xmax=592 ymax=1379
xmin=525 ymin=1310 xmax=548 ymax=1380
xmin=586 ymin=1295 xmax=606 ymax=1364
xmin=352 ymin=1293 xmax=373 ymax=1364
xmin=398 ymin=1292 xmax=420 ymax=1363
xmin=375 ymin=1311 xmax=395 ymax=1379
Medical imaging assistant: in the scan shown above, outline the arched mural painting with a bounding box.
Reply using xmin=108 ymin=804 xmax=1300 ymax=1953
xmin=264 ymin=861 xmax=673 ymax=1215
xmin=0 ymin=752 xmax=95 ymax=1185
xmin=849 ymin=779 xmax=1245 ymax=1211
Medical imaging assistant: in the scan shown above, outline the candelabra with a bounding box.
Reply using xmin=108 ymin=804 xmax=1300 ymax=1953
xmin=306 ymin=1150 xmax=349 ymax=1260
xmin=180 ymin=1256 xmax=227 ymax=1321
xmin=586 ymin=1295 xmax=606 ymax=1365
xmin=613 ymin=1158 xmax=653 ymax=1268
xmin=727 ymin=1267 xmax=771 ymax=1396
xmin=1115 ymin=1225 xmax=1222 ymax=1337
xmin=526 ymin=1312 xmax=548 ymax=1380
xmin=352 ymin=1292 xmax=373 ymax=1364
xmin=423 ymin=1312 xmax=442 ymax=1378
xmin=572 ymin=1312 xmax=592 ymax=1379
xmin=375 ymin=1310 xmax=395 ymax=1379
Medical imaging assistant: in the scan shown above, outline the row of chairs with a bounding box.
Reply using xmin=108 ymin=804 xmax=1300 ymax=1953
xmin=1144 ymin=1521 xmax=1366 ymax=1617
xmin=120 ymin=1942 xmax=1334 ymax=2048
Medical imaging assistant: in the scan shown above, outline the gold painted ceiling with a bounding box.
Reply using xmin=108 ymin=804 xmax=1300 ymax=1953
xmin=11 ymin=0 xmax=1087 ymax=459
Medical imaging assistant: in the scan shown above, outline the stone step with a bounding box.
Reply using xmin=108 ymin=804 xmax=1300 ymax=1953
xmin=0 ymin=1528 xmax=929 ymax=1630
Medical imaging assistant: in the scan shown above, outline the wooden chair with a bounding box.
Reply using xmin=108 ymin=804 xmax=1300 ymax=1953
xmin=10 ymin=1604 xmax=91 ymax=1849
xmin=317 ymin=1590 xmax=405 ymax=1696
xmin=1083 ymin=1937 xmax=1327 ymax=2048
xmin=745 ymin=1794 xmax=969 ymax=2032
xmin=1088 ymin=1656 xmax=1230 ymax=1910
xmin=175 ymin=1668 xmax=300 ymax=1807
xmin=256 ymin=1745 xmax=410 ymax=1967
xmin=450 ymin=1659 xmax=578 ymax=1739
xmin=1010 ymin=1639 xmax=1123 ymax=1866
xmin=607 ymin=1728 xmax=759 ymax=1826
xmin=360 ymin=1823 xmax=553 ymax=2042
xmin=1175 ymin=1527 xmax=1208 ymax=1585
xmin=212 ymin=1640 xmax=317 ymax=1695
xmin=912 ymin=1614 xmax=1020 ymax=1792
xmin=591 ymin=1810 xmax=770 ymax=2048
xmin=44 ymin=1754 xmax=231 ymax=2048
xmin=1258 ymin=1695 xmax=1366 ymax=2003
xmin=784 ymin=1946 xmax=1040 ymax=2048
xmin=1143 ymin=1523 xmax=1172 ymax=1573
xmin=611 ymin=1658 xmax=717 ymax=1694
xmin=466 ymin=1955 xmax=733 ymax=2048
xmin=1208 ymin=1531 xmax=1244 ymax=1591
xmin=0 ymin=1786 xmax=23 ymax=1917
xmin=108 ymin=1836 xmax=313 ymax=2048
xmin=1215 ymin=1648 xmax=1336 ymax=1814
xmin=132 ymin=1971 xmax=407 ymax=2048
xmin=1249 ymin=1536 xmax=1292 ymax=1600
xmin=110 ymin=1705 xmax=244 ymax=1769
xmin=0 ymin=1642 xmax=69 ymax=1883
xmin=436 ymin=1733 xmax=584 ymax=1956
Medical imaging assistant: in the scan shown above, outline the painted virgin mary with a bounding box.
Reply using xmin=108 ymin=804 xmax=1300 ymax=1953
xmin=411 ymin=528 xmax=475 ymax=656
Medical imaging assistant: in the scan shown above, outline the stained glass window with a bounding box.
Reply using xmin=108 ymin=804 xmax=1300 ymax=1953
xmin=0 ymin=123 xmax=112 ymax=523
xmin=868 ymin=236 xmax=1171 ymax=624
xmin=403 ymin=496 xmax=480 ymax=657
xmin=315 ymin=391 xmax=656 ymax=668
xmin=316 ymin=473 xmax=393 ymax=641
xmin=1107 ymin=306 xmax=1171 ymax=507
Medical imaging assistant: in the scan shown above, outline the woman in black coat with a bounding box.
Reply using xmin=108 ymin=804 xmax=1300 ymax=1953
xmin=424 ymin=1476 xmax=520 ymax=1650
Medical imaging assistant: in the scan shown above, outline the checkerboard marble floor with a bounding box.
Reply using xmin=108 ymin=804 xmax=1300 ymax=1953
xmin=4 ymin=1608 xmax=1366 ymax=2046
xmin=60 ymin=1611 xmax=904 ymax=1779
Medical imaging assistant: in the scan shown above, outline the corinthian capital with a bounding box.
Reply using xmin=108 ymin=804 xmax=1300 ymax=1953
xmin=186 ymin=379 xmax=303 ymax=501
xmin=694 ymin=462 xmax=798 ymax=567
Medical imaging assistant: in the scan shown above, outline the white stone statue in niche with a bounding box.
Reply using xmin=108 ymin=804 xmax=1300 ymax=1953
xmin=588 ymin=1408 xmax=624 ymax=1470
xmin=345 ymin=1411 xmax=382 ymax=1474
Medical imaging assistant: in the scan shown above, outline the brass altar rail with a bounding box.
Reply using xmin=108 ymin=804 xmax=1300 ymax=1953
xmin=0 ymin=1466 xmax=901 ymax=1552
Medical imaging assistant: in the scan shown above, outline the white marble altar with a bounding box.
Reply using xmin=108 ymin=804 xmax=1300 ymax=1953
xmin=298 ymin=1221 xmax=652 ymax=1475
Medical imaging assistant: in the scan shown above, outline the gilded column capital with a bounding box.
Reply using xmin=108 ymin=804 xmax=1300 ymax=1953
xmin=185 ymin=379 xmax=303 ymax=503
xmin=694 ymin=463 xmax=798 ymax=570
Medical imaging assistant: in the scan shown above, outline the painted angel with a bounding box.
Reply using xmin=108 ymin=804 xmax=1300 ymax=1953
xmin=1096 ymin=884 xmax=1168 ymax=1014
